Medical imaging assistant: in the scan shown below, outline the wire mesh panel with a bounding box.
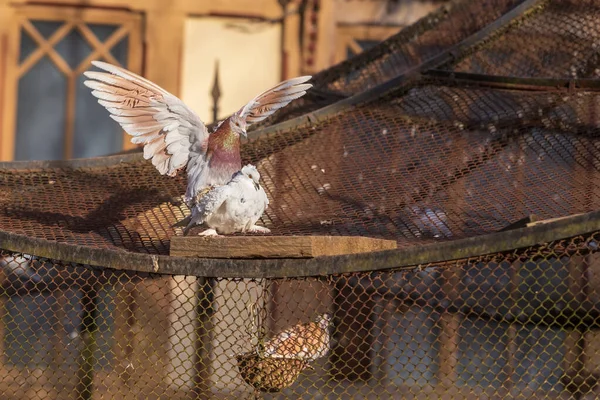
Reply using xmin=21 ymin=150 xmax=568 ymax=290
xmin=1 ymin=76 xmax=599 ymax=251
xmin=251 ymin=0 xmax=528 ymax=128
xmin=0 ymin=231 xmax=598 ymax=399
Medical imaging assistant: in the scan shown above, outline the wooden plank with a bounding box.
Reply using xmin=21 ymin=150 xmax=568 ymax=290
xmin=526 ymin=213 xmax=584 ymax=227
xmin=170 ymin=235 xmax=397 ymax=258
xmin=10 ymin=0 xmax=282 ymax=18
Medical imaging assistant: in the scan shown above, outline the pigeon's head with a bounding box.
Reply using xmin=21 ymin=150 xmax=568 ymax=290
xmin=241 ymin=164 xmax=261 ymax=188
xmin=229 ymin=114 xmax=248 ymax=138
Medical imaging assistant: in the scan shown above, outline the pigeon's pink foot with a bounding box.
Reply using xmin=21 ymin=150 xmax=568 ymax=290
xmin=198 ymin=228 xmax=219 ymax=237
xmin=249 ymin=225 xmax=270 ymax=234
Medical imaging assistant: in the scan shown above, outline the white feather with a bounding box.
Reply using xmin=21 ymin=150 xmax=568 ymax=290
xmin=84 ymin=60 xmax=208 ymax=180
xmin=181 ymin=164 xmax=270 ymax=235
xmin=238 ymin=76 xmax=312 ymax=125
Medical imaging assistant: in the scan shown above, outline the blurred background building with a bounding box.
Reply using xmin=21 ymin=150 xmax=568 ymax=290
xmin=0 ymin=0 xmax=446 ymax=162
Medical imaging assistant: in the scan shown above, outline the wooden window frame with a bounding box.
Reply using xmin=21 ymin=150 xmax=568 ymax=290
xmin=0 ymin=5 xmax=142 ymax=161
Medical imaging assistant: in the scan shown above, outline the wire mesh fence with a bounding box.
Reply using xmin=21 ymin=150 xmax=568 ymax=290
xmin=251 ymin=0 xmax=529 ymax=128
xmin=0 ymin=229 xmax=599 ymax=399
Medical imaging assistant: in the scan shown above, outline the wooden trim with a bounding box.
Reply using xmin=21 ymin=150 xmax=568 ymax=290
xmin=20 ymin=20 xmax=73 ymax=76
xmin=64 ymin=76 xmax=76 ymax=158
xmin=282 ymin=1 xmax=301 ymax=80
xmin=143 ymin=9 xmax=185 ymax=95
xmin=0 ymin=36 xmax=6 ymax=159
xmin=1 ymin=4 xmax=144 ymax=160
xmin=74 ymin=25 xmax=131 ymax=75
xmin=77 ymin=23 xmax=120 ymax=66
xmin=14 ymin=4 xmax=143 ymax=23
xmin=0 ymin=8 xmax=21 ymax=161
xmin=0 ymin=2 xmax=10 ymax=159
xmin=314 ymin=0 xmax=336 ymax=71
xmin=125 ymin=17 xmax=143 ymax=74
xmin=9 ymin=0 xmax=282 ymax=18
xmin=17 ymin=21 xmax=70 ymax=77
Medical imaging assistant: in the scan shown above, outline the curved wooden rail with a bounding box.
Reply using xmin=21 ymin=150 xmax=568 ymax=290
xmin=0 ymin=209 xmax=596 ymax=279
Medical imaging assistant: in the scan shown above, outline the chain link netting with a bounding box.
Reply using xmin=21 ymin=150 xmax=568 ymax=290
xmin=1 ymin=0 xmax=600 ymax=398
xmin=251 ymin=0 xmax=527 ymax=128
xmin=440 ymin=0 xmax=600 ymax=79
xmin=0 ymin=232 xmax=599 ymax=398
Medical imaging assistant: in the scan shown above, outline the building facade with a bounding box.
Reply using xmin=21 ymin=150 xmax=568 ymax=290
xmin=0 ymin=0 xmax=443 ymax=162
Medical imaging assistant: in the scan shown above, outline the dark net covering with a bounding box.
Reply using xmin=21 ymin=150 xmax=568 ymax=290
xmin=0 ymin=0 xmax=600 ymax=398
xmin=252 ymin=0 xmax=527 ymax=127
xmin=442 ymin=0 xmax=600 ymax=78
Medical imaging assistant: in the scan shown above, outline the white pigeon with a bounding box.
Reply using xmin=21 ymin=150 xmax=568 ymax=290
xmin=177 ymin=164 xmax=270 ymax=236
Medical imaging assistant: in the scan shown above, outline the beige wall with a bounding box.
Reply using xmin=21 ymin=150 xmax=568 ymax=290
xmin=180 ymin=16 xmax=282 ymax=124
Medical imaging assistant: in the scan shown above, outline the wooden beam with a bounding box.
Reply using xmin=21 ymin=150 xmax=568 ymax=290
xmin=9 ymin=0 xmax=282 ymax=18
xmin=282 ymin=1 xmax=301 ymax=80
xmin=314 ymin=0 xmax=336 ymax=71
xmin=178 ymin=0 xmax=281 ymax=18
xmin=526 ymin=213 xmax=585 ymax=228
xmin=0 ymin=1 xmax=18 ymax=161
xmin=144 ymin=8 xmax=185 ymax=96
xmin=170 ymin=235 xmax=398 ymax=259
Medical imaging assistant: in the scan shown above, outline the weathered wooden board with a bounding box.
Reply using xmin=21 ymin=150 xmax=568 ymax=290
xmin=526 ymin=213 xmax=584 ymax=228
xmin=170 ymin=235 xmax=397 ymax=259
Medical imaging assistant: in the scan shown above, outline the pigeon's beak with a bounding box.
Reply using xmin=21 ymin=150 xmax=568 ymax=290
xmin=241 ymin=129 xmax=248 ymax=138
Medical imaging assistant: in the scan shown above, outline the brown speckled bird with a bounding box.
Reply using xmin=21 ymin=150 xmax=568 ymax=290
xmin=83 ymin=61 xmax=312 ymax=206
xmin=262 ymin=313 xmax=332 ymax=362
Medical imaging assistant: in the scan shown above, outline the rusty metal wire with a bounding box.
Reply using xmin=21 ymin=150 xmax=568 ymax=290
xmin=0 ymin=232 xmax=599 ymax=398
xmin=441 ymin=0 xmax=600 ymax=79
xmin=251 ymin=0 xmax=529 ymax=128
xmin=0 ymin=0 xmax=599 ymax=398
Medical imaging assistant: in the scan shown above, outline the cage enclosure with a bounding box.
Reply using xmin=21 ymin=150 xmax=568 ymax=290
xmin=1 ymin=0 xmax=600 ymax=398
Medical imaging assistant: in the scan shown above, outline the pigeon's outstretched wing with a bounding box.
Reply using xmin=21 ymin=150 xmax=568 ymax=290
xmin=83 ymin=61 xmax=209 ymax=177
xmin=237 ymin=76 xmax=312 ymax=126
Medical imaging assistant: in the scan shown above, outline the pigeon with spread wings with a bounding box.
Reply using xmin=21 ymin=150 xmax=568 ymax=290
xmin=83 ymin=61 xmax=312 ymax=205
